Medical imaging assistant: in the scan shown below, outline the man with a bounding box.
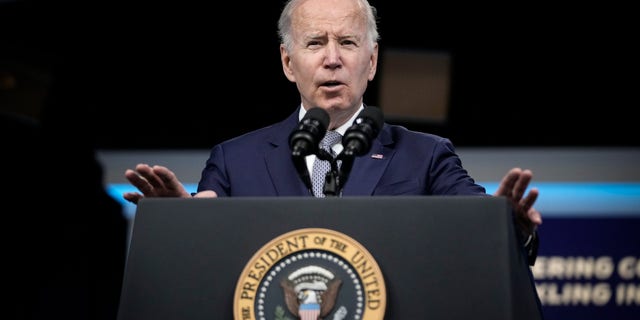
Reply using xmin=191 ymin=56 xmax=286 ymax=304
xmin=123 ymin=0 xmax=541 ymax=263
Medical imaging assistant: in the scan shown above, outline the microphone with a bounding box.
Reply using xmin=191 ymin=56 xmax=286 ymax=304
xmin=289 ymin=107 xmax=330 ymax=157
xmin=289 ymin=107 xmax=329 ymax=195
xmin=341 ymin=106 xmax=383 ymax=157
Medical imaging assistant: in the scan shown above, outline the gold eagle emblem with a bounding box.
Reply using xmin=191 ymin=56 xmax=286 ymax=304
xmin=280 ymin=265 xmax=343 ymax=319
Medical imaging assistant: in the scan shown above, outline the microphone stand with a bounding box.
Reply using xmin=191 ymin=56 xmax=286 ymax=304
xmin=335 ymin=152 xmax=355 ymax=195
xmin=317 ymin=149 xmax=339 ymax=197
xmin=291 ymin=147 xmax=344 ymax=197
xmin=320 ymin=150 xmax=356 ymax=197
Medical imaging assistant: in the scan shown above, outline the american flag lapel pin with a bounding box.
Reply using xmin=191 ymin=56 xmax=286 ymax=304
xmin=371 ymin=153 xmax=384 ymax=159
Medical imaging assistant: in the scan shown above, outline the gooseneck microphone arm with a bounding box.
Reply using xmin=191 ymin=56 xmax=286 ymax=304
xmin=335 ymin=154 xmax=355 ymax=193
xmin=316 ymin=149 xmax=339 ymax=197
xmin=289 ymin=107 xmax=330 ymax=194
xmin=334 ymin=106 xmax=384 ymax=195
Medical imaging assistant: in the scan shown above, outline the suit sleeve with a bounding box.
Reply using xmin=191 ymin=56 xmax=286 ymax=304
xmin=197 ymin=144 xmax=231 ymax=196
xmin=431 ymin=137 xmax=540 ymax=265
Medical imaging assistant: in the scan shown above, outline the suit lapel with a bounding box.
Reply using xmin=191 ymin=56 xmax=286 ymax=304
xmin=264 ymin=109 xmax=312 ymax=196
xmin=341 ymin=125 xmax=394 ymax=196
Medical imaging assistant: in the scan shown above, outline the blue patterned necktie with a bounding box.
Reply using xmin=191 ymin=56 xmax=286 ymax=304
xmin=311 ymin=131 xmax=342 ymax=197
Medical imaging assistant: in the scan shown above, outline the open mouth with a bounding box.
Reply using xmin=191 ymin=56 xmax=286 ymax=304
xmin=321 ymin=80 xmax=342 ymax=87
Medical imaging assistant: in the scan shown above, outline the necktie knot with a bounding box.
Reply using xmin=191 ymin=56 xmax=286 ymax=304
xmin=320 ymin=130 xmax=342 ymax=154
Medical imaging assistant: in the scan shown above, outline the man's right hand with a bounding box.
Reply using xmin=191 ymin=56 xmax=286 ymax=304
xmin=123 ymin=164 xmax=193 ymax=204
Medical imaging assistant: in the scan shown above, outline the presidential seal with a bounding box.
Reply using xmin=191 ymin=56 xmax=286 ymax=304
xmin=234 ymin=228 xmax=386 ymax=320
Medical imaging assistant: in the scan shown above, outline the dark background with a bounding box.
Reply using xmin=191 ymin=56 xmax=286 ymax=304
xmin=2 ymin=0 xmax=637 ymax=149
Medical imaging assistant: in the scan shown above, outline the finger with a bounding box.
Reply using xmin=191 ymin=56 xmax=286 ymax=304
xmin=516 ymin=187 xmax=542 ymax=234
xmin=125 ymin=168 xmax=157 ymax=196
xmin=152 ymin=165 xmax=190 ymax=197
xmin=519 ymin=186 xmax=539 ymax=214
xmin=518 ymin=207 xmax=542 ymax=235
xmin=123 ymin=192 xmax=143 ymax=205
xmin=511 ymin=169 xmax=533 ymax=201
xmin=135 ymin=164 xmax=166 ymax=191
xmin=528 ymin=208 xmax=543 ymax=227
xmin=493 ymin=167 xmax=521 ymax=197
xmin=522 ymin=187 xmax=542 ymax=227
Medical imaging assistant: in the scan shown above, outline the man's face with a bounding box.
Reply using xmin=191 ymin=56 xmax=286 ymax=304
xmin=281 ymin=0 xmax=378 ymax=129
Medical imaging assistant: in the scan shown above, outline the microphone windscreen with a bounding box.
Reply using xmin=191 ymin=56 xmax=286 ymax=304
xmin=358 ymin=106 xmax=384 ymax=132
xmin=305 ymin=107 xmax=330 ymax=130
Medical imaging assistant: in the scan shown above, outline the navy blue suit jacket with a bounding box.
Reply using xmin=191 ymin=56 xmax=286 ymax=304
xmin=198 ymin=106 xmax=487 ymax=197
xmin=196 ymin=106 xmax=541 ymax=266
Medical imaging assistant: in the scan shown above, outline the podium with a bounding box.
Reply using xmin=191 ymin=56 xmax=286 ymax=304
xmin=117 ymin=196 xmax=542 ymax=320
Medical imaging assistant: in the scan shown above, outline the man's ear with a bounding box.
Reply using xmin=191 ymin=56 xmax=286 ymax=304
xmin=281 ymin=45 xmax=296 ymax=82
xmin=368 ymin=44 xmax=379 ymax=81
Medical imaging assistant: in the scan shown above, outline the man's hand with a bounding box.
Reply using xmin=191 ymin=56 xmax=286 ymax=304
xmin=494 ymin=167 xmax=543 ymax=239
xmin=123 ymin=164 xmax=192 ymax=204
